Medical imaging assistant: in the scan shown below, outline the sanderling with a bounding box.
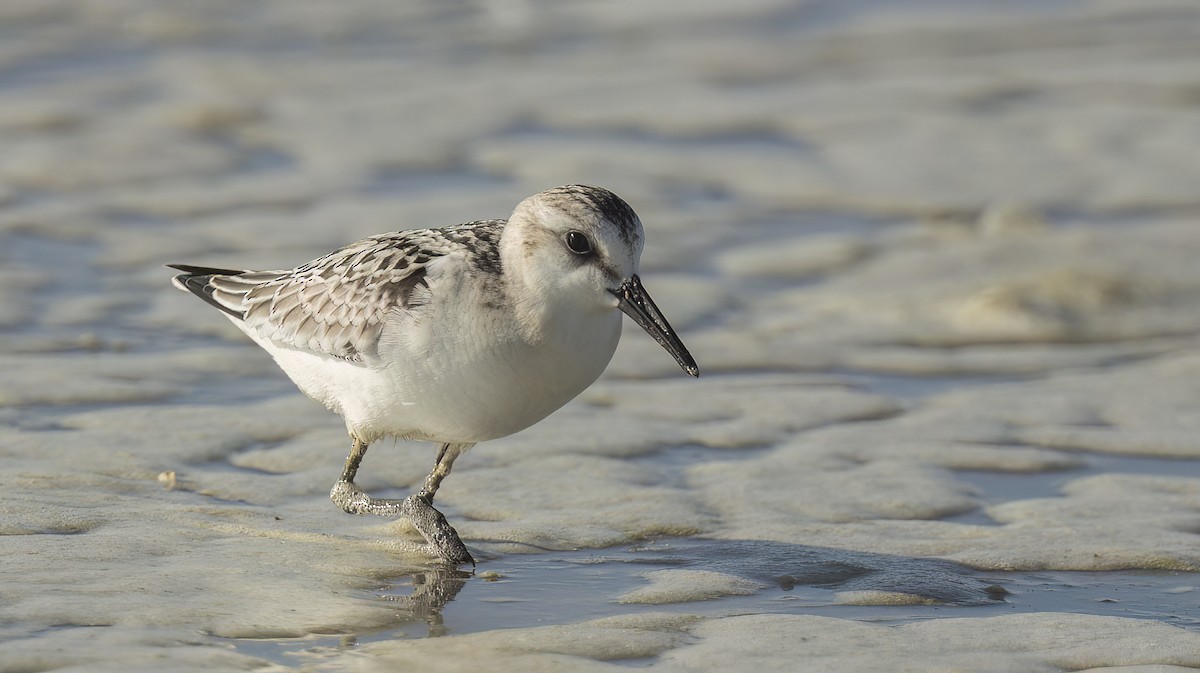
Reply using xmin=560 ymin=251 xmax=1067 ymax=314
xmin=169 ymin=185 xmax=698 ymax=565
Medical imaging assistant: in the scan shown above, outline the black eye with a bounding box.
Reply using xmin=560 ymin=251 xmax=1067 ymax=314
xmin=565 ymin=231 xmax=592 ymax=255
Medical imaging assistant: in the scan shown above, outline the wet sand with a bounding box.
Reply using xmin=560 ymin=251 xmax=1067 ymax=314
xmin=2 ymin=1 xmax=1200 ymax=670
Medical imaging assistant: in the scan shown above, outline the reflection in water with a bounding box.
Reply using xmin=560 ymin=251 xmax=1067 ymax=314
xmin=230 ymin=539 xmax=1198 ymax=666
xmin=380 ymin=563 xmax=473 ymax=637
xmin=367 ymin=537 xmax=1004 ymax=643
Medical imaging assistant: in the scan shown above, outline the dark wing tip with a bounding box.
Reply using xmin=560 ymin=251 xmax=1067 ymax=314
xmin=168 ymin=263 xmax=247 ymax=319
xmin=166 ymin=263 xmax=245 ymax=275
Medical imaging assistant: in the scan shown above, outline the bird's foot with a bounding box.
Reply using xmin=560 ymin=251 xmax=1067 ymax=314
xmin=329 ymin=480 xmax=474 ymax=566
xmin=330 ymin=479 xmax=405 ymax=517
xmin=400 ymin=494 xmax=475 ymax=566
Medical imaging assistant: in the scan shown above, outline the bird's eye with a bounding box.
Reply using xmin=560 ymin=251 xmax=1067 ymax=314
xmin=565 ymin=231 xmax=592 ymax=255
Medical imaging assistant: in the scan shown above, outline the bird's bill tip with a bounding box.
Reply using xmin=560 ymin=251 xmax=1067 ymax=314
xmin=610 ymin=275 xmax=699 ymax=378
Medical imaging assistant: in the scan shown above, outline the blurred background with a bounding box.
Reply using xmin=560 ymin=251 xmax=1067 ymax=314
xmin=3 ymin=1 xmax=1200 ymax=669
xmin=3 ymin=0 xmax=1198 ymax=362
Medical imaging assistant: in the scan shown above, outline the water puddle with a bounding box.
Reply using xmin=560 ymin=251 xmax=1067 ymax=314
xmin=226 ymin=538 xmax=1199 ymax=665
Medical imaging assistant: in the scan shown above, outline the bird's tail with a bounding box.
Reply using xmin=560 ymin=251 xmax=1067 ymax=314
xmin=167 ymin=263 xmax=273 ymax=319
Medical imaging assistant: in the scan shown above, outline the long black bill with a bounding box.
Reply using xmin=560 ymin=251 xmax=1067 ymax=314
xmin=610 ymin=274 xmax=699 ymax=377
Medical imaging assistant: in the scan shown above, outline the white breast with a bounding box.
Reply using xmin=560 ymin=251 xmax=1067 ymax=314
xmin=242 ymin=281 xmax=623 ymax=445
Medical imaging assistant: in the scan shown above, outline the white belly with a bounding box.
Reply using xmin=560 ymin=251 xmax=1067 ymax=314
xmin=245 ymin=308 xmax=623 ymax=444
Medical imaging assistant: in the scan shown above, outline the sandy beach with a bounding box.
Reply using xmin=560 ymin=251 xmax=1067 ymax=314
xmin=2 ymin=1 xmax=1199 ymax=670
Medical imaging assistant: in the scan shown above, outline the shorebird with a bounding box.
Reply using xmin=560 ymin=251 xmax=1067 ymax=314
xmin=170 ymin=185 xmax=698 ymax=565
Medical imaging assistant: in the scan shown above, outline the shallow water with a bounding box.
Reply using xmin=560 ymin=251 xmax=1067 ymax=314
xmin=4 ymin=1 xmax=1200 ymax=671
xmin=228 ymin=543 xmax=1199 ymax=667
xmin=212 ymin=440 xmax=1200 ymax=665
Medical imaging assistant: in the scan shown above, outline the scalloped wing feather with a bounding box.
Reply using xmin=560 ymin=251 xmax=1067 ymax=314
xmin=236 ymin=235 xmax=443 ymax=362
xmin=171 ymin=220 xmax=505 ymax=364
